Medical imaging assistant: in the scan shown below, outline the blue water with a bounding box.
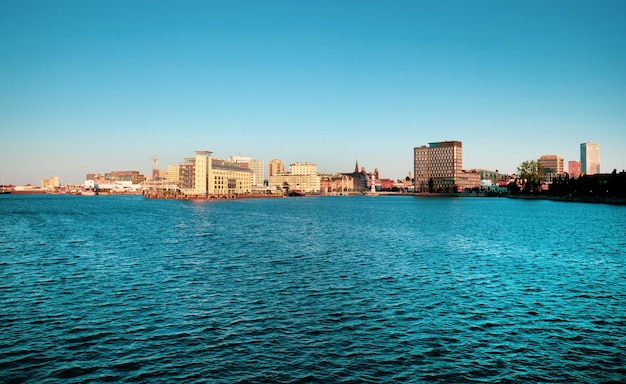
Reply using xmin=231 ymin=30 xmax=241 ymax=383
xmin=1 ymin=194 xmax=625 ymax=383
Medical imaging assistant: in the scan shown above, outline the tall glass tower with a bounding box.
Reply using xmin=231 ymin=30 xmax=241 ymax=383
xmin=580 ymin=142 xmax=600 ymax=175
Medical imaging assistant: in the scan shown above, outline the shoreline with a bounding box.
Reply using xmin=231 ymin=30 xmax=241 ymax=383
xmin=506 ymin=195 xmax=626 ymax=206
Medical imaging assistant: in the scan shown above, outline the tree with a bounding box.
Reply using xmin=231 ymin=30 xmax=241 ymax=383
xmin=517 ymin=160 xmax=545 ymax=194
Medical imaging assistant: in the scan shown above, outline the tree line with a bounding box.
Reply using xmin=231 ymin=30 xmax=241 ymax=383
xmin=511 ymin=160 xmax=626 ymax=198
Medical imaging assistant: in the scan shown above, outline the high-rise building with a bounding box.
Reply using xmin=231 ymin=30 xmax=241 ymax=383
xmin=249 ymin=159 xmax=265 ymax=187
xmin=568 ymin=161 xmax=581 ymax=177
xmin=580 ymin=142 xmax=600 ymax=175
xmin=538 ymin=155 xmax=564 ymax=175
xmin=269 ymin=159 xmax=285 ymax=177
xmin=413 ymin=141 xmax=463 ymax=192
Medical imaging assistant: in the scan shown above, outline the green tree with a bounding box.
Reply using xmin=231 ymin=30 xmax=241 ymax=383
xmin=517 ymin=160 xmax=545 ymax=193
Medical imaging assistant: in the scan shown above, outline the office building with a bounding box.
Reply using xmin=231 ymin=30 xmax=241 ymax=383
xmin=568 ymin=161 xmax=581 ymax=177
xmin=580 ymin=142 xmax=600 ymax=175
xmin=538 ymin=155 xmax=564 ymax=176
xmin=413 ymin=141 xmax=463 ymax=192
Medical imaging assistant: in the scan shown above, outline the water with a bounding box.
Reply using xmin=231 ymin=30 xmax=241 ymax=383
xmin=1 ymin=194 xmax=625 ymax=383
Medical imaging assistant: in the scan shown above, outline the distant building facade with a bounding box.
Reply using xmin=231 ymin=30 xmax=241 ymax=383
xmin=41 ymin=176 xmax=60 ymax=190
xmin=268 ymin=159 xmax=285 ymax=177
xmin=86 ymin=171 xmax=147 ymax=185
xmin=457 ymin=170 xmax=481 ymax=191
xmin=568 ymin=161 xmax=581 ymax=177
xmin=177 ymin=150 xmax=253 ymax=196
xmin=581 ymin=142 xmax=600 ymax=175
xmin=538 ymin=155 xmax=564 ymax=180
xmin=320 ymin=174 xmax=354 ymax=193
xmin=341 ymin=161 xmax=371 ymax=191
xmin=288 ymin=162 xmax=317 ymax=176
xmin=473 ymin=169 xmax=509 ymax=184
xmin=268 ymin=162 xmax=321 ymax=193
xmin=166 ymin=164 xmax=180 ymax=185
xmin=230 ymin=155 xmax=264 ymax=187
xmin=249 ymin=159 xmax=264 ymax=187
xmin=414 ymin=140 xmax=466 ymax=192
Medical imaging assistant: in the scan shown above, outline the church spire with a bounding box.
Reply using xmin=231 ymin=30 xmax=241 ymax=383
xmin=355 ymin=160 xmax=359 ymax=173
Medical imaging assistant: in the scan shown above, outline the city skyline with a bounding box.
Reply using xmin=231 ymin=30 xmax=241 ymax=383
xmin=2 ymin=1 xmax=626 ymax=185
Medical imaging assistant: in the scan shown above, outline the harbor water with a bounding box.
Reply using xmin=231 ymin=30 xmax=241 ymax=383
xmin=1 ymin=194 xmax=625 ymax=383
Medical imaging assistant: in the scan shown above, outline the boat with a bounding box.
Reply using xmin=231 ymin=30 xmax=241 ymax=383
xmin=288 ymin=190 xmax=305 ymax=197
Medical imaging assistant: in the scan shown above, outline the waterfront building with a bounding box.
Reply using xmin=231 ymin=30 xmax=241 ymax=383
xmin=86 ymin=171 xmax=147 ymax=185
xmin=538 ymin=155 xmax=564 ymax=181
xmin=178 ymin=158 xmax=195 ymax=190
xmin=166 ymin=164 xmax=180 ymax=185
xmin=473 ymin=169 xmax=510 ymax=184
xmin=268 ymin=162 xmax=321 ymax=193
xmin=413 ymin=141 xmax=464 ymax=192
xmin=41 ymin=176 xmax=60 ymax=190
xmin=180 ymin=150 xmax=252 ymax=196
xmin=457 ymin=170 xmax=481 ymax=191
xmin=341 ymin=161 xmax=370 ymax=191
xmin=289 ymin=162 xmax=317 ymax=176
xmin=268 ymin=159 xmax=285 ymax=177
xmin=320 ymin=174 xmax=354 ymax=193
xmin=229 ymin=156 xmax=265 ymax=187
xmin=568 ymin=161 xmax=581 ymax=177
xmin=581 ymin=142 xmax=600 ymax=175
xmin=154 ymin=169 xmax=167 ymax=180
xmin=249 ymin=159 xmax=264 ymax=187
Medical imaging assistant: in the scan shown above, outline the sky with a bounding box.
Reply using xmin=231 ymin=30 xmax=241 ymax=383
xmin=1 ymin=0 xmax=625 ymax=185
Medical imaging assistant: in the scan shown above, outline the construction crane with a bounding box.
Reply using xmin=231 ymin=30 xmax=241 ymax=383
xmin=150 ymin=155 xmax=158 ymax=180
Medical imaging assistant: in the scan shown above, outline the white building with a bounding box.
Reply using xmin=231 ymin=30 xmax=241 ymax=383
xmin=289 ymin=162 xmax=318 ymax=176
xmin=179 ymin=150 xmax=252 ymax=196
xmin=268 ymin=162 xmax=321 ymax=193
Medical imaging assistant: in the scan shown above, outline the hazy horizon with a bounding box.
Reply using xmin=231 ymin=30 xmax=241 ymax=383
xmin=2 ymin=0 xmax=625 ymax=185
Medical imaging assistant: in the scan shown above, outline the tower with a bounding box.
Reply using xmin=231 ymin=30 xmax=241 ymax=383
xmin=151 ymin=155 xmax=158 ymax=180
xmin=580 ymin=142 xmax=600 ymax=175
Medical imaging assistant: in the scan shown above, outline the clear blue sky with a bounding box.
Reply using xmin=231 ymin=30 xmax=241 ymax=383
xmin=1 ymin=0 xmax=625 ymax=185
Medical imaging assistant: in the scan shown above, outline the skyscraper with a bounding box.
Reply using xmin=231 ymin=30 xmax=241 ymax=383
xmin=413 ymin=141 xmax=463 ymax=192
xmin=580 ymin=142 xmax=600 ymax=175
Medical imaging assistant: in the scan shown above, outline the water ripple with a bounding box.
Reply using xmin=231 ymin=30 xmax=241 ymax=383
xmin=0 ymin=195 xmax=625 ymax=383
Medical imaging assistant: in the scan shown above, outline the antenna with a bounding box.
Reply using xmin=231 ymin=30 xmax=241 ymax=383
xmin=149 ymin=155 xmax=158 ymax=180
